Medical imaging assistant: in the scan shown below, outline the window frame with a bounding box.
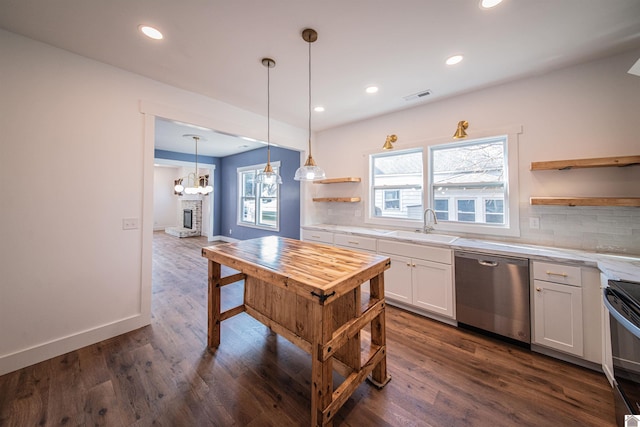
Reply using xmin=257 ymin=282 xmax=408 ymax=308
xmin=237 ymin=161 xmax=281 ymax=231
xmin=427 ymin=129 xmax=521 ymax=237
xmin=366 ymin=147 xmax=425 ymax=228
xmin=364 ymin=126 xmax=521 ymax=237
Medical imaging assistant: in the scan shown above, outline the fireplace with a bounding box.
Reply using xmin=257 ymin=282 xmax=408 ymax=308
xmin=183 ymin=209 xmax=193 ymax=229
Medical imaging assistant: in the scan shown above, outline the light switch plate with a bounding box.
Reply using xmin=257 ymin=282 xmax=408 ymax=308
xmin=122 ymin=218 xmax=139 ymax=230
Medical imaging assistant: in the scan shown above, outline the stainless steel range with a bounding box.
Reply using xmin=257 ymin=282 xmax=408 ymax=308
xmin=604 ymin=279 xmax=640 ymax=426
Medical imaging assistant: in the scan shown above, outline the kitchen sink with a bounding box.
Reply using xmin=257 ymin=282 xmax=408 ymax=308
xmin=384 ymin=230 xmax=458 ymax=244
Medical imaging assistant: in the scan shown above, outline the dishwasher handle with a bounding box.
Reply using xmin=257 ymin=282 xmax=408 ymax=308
xmin=478 ymin=259 xmax=499 ymax=267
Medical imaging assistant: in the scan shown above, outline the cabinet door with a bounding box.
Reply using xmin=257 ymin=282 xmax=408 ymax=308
xmin=533 ymin=279 xmax=584 ymax=357
xmin=384 ymin=254 xmax=413 ymax=304
xmin=413 ymin=260 xmax=454 ymax=318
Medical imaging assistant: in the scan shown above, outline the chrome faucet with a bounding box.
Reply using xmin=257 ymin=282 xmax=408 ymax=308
xmin=423 ymin=208 xmax=438 ymax=233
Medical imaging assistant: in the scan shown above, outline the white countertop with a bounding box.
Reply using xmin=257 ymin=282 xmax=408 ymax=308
xmin=302 ymin=224 xmax=640 ymax=283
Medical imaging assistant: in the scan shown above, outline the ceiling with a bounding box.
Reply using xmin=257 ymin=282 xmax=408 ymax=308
xmin=2 ymin=0 xmax=640 ymax=157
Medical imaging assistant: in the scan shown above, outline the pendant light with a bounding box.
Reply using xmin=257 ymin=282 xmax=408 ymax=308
xmin=294 ymin=28 xmax=326 ymax=181
xmin=173 ymin=134 xmax=213 ymax=195
xmin=255 ymin=57 xmax=283 ymax=185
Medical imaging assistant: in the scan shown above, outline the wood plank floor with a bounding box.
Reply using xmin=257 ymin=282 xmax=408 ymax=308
xmin=0 ymin=232 xmax=616 ymax=426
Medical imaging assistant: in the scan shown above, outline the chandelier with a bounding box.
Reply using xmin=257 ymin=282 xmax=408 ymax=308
xmin=174 ymin=134 xmax=213 ymax=195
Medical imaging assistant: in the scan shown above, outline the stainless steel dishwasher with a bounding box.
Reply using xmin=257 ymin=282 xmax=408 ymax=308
xmin=455 ymin=251 xmax=530 ymax=345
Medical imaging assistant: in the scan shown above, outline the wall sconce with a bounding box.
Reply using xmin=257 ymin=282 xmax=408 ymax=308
xmin=382 ymin=134 xmax=398 ymax=150
xmin=453 ymin=121 xmax=469 ymax=139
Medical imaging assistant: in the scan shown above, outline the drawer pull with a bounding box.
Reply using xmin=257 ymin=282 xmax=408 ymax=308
xmin=546 ymin=271 xmax=568 ymax=278
xmin=478 ymin=260 xmax=498 ymax=267
xmin=311 ymin=235 xmax=320 ymax=238
xmin=348 ymin=241 xmax=359 ymax=244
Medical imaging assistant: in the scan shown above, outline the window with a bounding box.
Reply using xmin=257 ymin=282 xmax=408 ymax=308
xmin=384 ymin=190 xmax=400 ymax=210
xmin=370 ymin=148 xmax=423 ymax=220
xmin=368 ymin=128 xmax=520 ymax=237
xmin=434 ymin=199 xmax=449 ymax=221
xmin=484 ymin=199 xmax=504 ymax=224
xmin=456 ymin=199 xmax=476 ymax=222
xmin=238 ymin=163 xmax=280 ymax=230
xmin=429 ymin=135 xmax=518 ymax=235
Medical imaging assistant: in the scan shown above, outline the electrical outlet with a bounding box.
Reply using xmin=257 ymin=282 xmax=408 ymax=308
xmin=122 ymin=218 xmax=139 ymax=230
xmin=529 ymin=217 xmax=540 ymax=229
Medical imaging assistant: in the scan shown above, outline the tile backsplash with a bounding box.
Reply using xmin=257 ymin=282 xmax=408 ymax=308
xmin=310 ymin=202 xmax=640 ymax=256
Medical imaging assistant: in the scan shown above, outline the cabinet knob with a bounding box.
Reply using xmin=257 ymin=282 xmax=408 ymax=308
xmin=406 ymin=262 xmax=411 ymax=267
xmin=536 ymin=287 xmax=542 ymax=292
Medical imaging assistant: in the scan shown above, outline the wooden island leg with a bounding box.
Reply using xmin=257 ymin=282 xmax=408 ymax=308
xmin=311 ymin=302 xmax=333 ymax=427
xmin=368 ymin=273 xmax=391 ymax=388
xmin=208 ymin=260 xmax=221 ymax=349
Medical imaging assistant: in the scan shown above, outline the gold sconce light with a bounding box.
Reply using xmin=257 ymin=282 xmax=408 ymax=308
xmin=453 ymin=120 xmax=469 ymax=139
xmin=382 ymin=134 xmax=398 ymax=150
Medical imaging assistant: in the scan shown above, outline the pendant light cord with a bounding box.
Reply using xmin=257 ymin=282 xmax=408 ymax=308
xmin=194 ymin=136 xmax=199 ymax=186
xmin=267 ymin=59 xmax=271 ymax=164
xmin=308 ymin=38 xmax=312 ymax=156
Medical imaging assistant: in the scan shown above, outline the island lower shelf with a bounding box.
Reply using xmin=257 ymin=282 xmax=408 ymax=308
xmin=530 ymin=197 xmax=640 ymax=207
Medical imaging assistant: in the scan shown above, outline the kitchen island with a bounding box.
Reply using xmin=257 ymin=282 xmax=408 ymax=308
xmin=201 ymin=236 xmax=391 ymax=426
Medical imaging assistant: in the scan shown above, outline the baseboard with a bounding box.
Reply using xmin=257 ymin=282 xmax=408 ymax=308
xmin=210 ymin=235 xmax=240 ymax=243
xmin=0 ymin=313 xmax=150 ymax=376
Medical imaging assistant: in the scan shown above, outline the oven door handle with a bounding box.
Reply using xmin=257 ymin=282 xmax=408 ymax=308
xmin=603 ymin=288 xmax=640 ymax=340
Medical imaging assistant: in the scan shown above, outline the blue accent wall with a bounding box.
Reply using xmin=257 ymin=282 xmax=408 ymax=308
xmin=220 ymin=146 xmax=301 ymax=240
xmin=155 ymin=146 xmax=300 ymax=240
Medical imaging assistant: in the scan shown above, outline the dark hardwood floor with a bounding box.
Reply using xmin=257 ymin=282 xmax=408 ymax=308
xmin=0 ymin=232 xmax=615 ymax=426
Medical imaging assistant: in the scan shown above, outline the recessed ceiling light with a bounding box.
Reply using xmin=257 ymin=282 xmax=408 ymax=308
xmin=480 ymin=0 xmax=503 ymax=9
xmin=139 ymin=25 xmax=163 ymax=40
xmin=446 ymin=55 xmax=464 ymax=65
xmin=365 ymin=86 xmax=379 ymax=94
xmin=314 ymin=106 xmax=325 ymax=112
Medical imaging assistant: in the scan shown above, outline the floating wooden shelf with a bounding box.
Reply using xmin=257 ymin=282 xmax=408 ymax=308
xmin=530 ymin=197 xmax=640 ymax=207
xmin=312 ymin=197 xmax=361 ymax=203
xmin=530 ymin=155 xmax=640 ymax=171
xmin=313 ymin=177 xmax=361 ymax=184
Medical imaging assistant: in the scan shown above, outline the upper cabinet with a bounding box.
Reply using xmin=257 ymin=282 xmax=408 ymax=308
xmin=530 ymin=155 xmax=640 ymax=207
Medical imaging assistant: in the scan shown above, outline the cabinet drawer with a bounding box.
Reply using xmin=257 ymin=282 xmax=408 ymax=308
xmin=334 ymin=233 xmax=377 ymax=252
xmin=378 ymin=239 xmax=452 ymax=265
xmin=301 ymin=229 xmax=333 ymax=244
xmin=533 ymin=261 xmax=581 ymax=287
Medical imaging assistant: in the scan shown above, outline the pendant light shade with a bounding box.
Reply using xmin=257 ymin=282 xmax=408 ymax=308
xmin=255 ymin=57 xmax=283 ymax=185
xmin=294 ymin=28 xmax=326 ymax=181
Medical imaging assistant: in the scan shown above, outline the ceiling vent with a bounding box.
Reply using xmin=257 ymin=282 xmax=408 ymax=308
xmin=403 ymin=89 xmax=432 ymax=101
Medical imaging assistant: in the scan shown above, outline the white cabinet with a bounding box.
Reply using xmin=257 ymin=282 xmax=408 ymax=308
xmin=532 ymin=261 xmax=602 ymax=363
xmin=533 ymin=278 xmax=584 ymax=357
xmin=301 ymin=229 xmax=333 ymax=245
xmin=334 ymin=233 xmax=377 ymax=253
xmin=378 ymin=239 xmax=454 ymax=319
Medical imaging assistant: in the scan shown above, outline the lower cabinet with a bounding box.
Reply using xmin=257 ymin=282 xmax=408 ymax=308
xmin=531 ymin=261 xmax=602 ymax=364
xmin=533 ymin=278 xmax=584 ymax=356
xmin=379 ymin=240 xmax=454 ymax=319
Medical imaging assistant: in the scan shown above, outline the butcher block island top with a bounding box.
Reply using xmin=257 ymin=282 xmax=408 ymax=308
xmin=201 ymin=236 xmax=391 ymax=427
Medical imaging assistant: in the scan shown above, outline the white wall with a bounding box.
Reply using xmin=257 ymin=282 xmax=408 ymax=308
xmin=154 ymin=166 xmax=181 ymax=230
xmin=0 ymin=29 xmax=307 ymax=375
xmin=309 ymin=48 xmax=640 ymax=254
